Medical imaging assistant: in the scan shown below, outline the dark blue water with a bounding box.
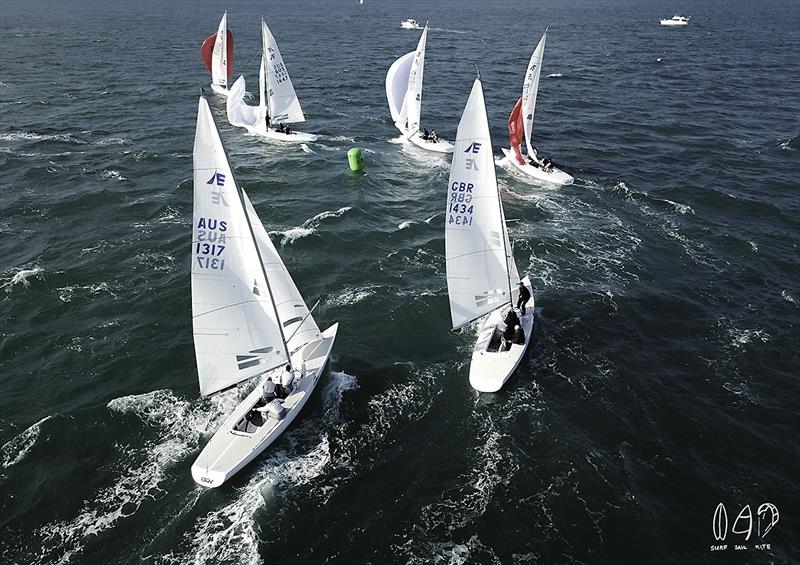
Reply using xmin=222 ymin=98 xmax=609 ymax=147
xmin=1 ymin=0 xmax=798 ymax=563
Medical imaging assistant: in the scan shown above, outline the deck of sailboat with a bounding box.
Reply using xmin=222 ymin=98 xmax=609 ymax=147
xmin=191 ymin=323 xmax=338 ymax=488
xmin=500 ymin=148 xmax=574 ymax=185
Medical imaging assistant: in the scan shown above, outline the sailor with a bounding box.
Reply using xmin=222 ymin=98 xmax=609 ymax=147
xmin=512 ymin=325 xmax=526 ymax=345
xmin=430 ymin=130 xmax=438 ymax=143
xmin=276 ymin=364 xmax=295 ymax=397
xmin=504 ymin=308 xmax=521 ymax=329
xmin=285 ymin=123 xmax=292 ymax=135
xmin=261 ymin=378 xmax=277 ymax=402
xmin=421 ymin=128 xmax=430 ymax=140
xmin=527 ymin=146 xmax=541 ymax=167
xmin=541 ymin=157 xmax=553 ymax=172
xmin=502 ymin=321 xmax=515 ymax=351
xmin=516 ymin=281 xmax=531 ymax=315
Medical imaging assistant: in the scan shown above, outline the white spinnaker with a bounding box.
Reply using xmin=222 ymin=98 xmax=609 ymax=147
xmin=262 ymin=19 xmax=304 ymax=124
xmin=445 ymin=79 xmax=515 ymax=329
xmin=192 ymin=97 xmax=286 ymax=396
xmin=521 ymin=30 xmax=547 ymax=156
xmin=243 ymin=192 xmax=322 ymax=352
xmin=403 ymin=25 xmax=428 ymax=136
xmin=212 ymin=12 xmax=229 ymax=88
xmin=386 ymin=51 xmax=415 ymax=130
xmin=226 ymin=76 xmax=267 ymax=135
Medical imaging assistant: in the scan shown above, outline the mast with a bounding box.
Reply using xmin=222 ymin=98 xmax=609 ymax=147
xmin=206 ymin=98 xmax=292 ymax=369
xmin=261 ymin=18 xmax=272 ymax=124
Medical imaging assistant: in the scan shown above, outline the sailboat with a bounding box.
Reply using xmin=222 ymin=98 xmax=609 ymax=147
xmin=446 ymin=78 xmax=534 ymax=393
xmin=201 ymin=11 xmax=234 ymax=97
xmin=190 ymin=96 xmax=338 ymax=487
xmin=385 ymin=24 xmax=454 ymax=154
xmin=501 ymin=30 xmax=574 ymax=185
xmin=226 ymin=18 xmax=317 ymax=143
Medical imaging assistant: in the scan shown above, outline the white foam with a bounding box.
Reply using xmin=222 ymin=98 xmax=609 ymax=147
xmin=300 ymin=143 xmax=315 ymax=154
xmin=57 ymin=282 xmax=118 ymax=303
xmin=95 ymin=137 xmax=131 ymax=146
xmin=98 ymin=169 xmax=127 ymax=181
xmin=325 ymin=286 xmax=375 ymax=307
xmin=38 ymin=389 xmax=240 ymax=564
xmin=0 ymin=415 xmax=52 ymax=470
xmin=398 ymin=220 xmax=415 ymax=230
xmin=0 ymin=131 xmax=84 ymax=144
xmin=547 ymin=73 xmax=564 ymax=78
xmin=660 ymin=198 xmax=695 ymax=215
xmin=274 ymin=207 xmax=352 ymax=245
xmin=4 ymin=266 xmax=44 ymax=291
xmin=782 ymin=290 xmax=797 ymax=307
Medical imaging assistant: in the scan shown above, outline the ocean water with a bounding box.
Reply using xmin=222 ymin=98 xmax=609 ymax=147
xmin=1 ymin=0 xmax=799 ymax=563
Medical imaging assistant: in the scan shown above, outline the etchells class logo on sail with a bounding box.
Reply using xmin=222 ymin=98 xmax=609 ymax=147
xmin=710 ymin=502 xmax=779 ymax=554
xmin=206 ymin=171 xmax=226 ymax=186
xmin=205 ymin=171 xmax=229 ymax=207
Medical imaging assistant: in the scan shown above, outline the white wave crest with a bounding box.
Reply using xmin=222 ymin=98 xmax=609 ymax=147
xmin=3 ymin=266 xmax=45 ymax=291
xmin=782 ymin=290 xmax=797 ymax=307
xmin=547 ymin=73 xmax=564 ymax=78
xmin=58 ymin=282 xmax=118 ymax=302
xmin=398 ymin=220 xmax=415 ymax=230
xmin=274 ymin=206 xmax=352 ymax=245
xmin=0 ymin=415 xmax=52 ymax=470
xmin=98 ymin=169 xmax=127 ymax=181
xmin=326 ymin=285 xmax=376 ymax=307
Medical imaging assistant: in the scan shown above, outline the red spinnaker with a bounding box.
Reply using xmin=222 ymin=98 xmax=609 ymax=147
xmin=200 ymin=31 xmax=235 ymax=77
xmin=508 ymin=97 xmax=525 ymax=165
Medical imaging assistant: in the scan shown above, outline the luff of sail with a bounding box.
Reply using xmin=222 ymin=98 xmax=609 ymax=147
xmin=192 ymin=97 xmax=287 ymax=396
xmin=521 ymin=30 xmax=546 ymax=156
xmin=446 ymin=79 xmax=517 ymax=330
xmin=262 ymin=19 xmax=305 ymax=124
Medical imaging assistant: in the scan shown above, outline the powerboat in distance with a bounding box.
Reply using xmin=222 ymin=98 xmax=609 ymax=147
xmin=401 ymin=19 xmax=421 ymax=30
xmin=660 ymin=15 xmax=690 ymax=26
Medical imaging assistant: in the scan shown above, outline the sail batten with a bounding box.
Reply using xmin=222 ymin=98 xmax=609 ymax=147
xmin=445 ymin=79 xmax=520 ymax=330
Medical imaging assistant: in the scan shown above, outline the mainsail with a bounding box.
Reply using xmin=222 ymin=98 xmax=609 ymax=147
xmin=201 ymin=12 xmax=234 ymax=88
xmin=446 ymin=79 xmax=519 ymax=329
xmin=192 ymin=97 xmax=287 ymax=396
xmin=262 ymin=19 xmax=305 ymax=124
xmin=400 ymin=25 xmax=428 ymax=135
xmin=521 ymin=30 xmax=546 ymax=156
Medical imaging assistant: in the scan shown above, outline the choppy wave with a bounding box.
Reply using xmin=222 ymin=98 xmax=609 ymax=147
xmin=0 ymin=131 xmax=86 ymax=144
xmin=2 ymin=265 xmax=45 ymax=292
xmin=57 ymin=282 xmax=119 ymax=302
xmin=36 ymin=389 xmax=240 ymax=564
xmin=0 ymin=415 xmax=52 ymax=471
xmin=273 ymin=206 xmax=352 ymax=245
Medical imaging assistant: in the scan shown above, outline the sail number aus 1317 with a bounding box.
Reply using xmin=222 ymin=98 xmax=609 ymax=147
xmin=449 ymin=181 xmax=474 ymax=226
xmin=195 ymin=217 xmax=227 ymax=270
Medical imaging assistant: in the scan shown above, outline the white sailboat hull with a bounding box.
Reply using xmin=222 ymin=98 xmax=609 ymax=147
xmin=210 ymin=83 xmax=229 ymax=97
xmin=256 ymin=128 xmax=318 ymax=143
xmin=407 ymin=131 xmax=454 ymax=153
xmin=191 ymin=323 xmax=339 ymax=488
xmin=468 ymin=277 xmax=534 ymax=393
xmin=500 ymin=147 xmax=573 ymax=185
xmin=660 ymin=19 xmax=689 ymax=26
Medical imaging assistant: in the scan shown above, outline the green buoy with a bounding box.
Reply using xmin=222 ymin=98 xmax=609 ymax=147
xmin=347 ymin=147 xmax=364 ymax=172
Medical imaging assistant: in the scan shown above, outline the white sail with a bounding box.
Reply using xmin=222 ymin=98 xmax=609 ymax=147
xmin=403 ymin=25 xmax=428 ymax=135
xmin=385 ymin=51 xmax=415 ymax=130
xmin=521 ymin=30 xmax=546 ymax=156
xmin=226 ymin=75 xmax=268 ymax=135
xmin=258 ymin=54 xmax=266 ymax=111
xmin=192 ymin=97 xmax=287 ymax=396
xmin=243 ymin=193 xmax=322 ymax=352
xmin=262 ymin=19 xmax=305 ymax=124
xmin=211 ymin=12 xmax=229 ymax=88
xmin=445 ymin=79 xmax=517 ymax=329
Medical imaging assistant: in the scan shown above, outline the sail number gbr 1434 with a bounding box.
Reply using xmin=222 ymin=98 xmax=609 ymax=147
xmin=195 ymin=217 xmax=227 ymax=270
xmin=448 ymin=181 xmax=475 ymax=226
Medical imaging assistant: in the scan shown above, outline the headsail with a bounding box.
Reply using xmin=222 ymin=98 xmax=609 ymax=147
xmin=226 ymin=76 xmax=268 ymax=135
xmin=385 ymin=51 xmax=415 ymax=130
xmin=508 ymin=97 xmax=525 ymax=165
xmin=521 ymin=30 xmax=546 ymax=156
xmin=402 ymin=25 xmax=428 ymax=136
xmin=446 ymin=79 xmax=518 ymax=329
xmin=192 ymin=97 xmax=286 ymax=396
xmin=202 ymin=12 xmax=234 ymax=87
xmin=262 ymin=19 xmax=305 ymax=124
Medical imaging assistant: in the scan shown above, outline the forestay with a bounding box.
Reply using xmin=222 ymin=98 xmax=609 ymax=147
xmin=385 ymin=51 xmax=415 ymax=129
xmin=192 ymin=97 xmax=287 ymax=396
xmin=262 ymin=19 xmax=304 ymax=124
xmin=521 ymin=30 xmax=547 ymax=156
xmin=227 ymin=76 xmax=268 ymax=135
xmin=446 ymin=79 xmax=519 ymax=329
